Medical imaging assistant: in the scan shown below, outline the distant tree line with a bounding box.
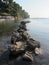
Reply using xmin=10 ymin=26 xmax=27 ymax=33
xmin=0 ymin=0 xmax=30 ymax=18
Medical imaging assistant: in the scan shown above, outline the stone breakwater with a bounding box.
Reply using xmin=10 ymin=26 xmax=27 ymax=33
xmin=8 ymin=21 xmax=42 ymax=62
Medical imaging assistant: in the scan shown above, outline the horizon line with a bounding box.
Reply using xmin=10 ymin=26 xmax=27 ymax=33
xmin=30 ymin=17 xmax=48 ymax=19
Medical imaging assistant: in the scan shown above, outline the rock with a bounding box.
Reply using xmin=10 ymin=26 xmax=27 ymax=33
xmin=8 ymin=41 xmax=26 ymax=55
xmin=22 ymin=31 xmax=30 ymax=41
xmin=19 ymin=21 xmax=28 ymax=31
xmin=17 ymin=28 xmax=25 ymax=33
xmin=34 ymin=48 xmax=43 ymax=55
xmin=22 ymin=51 xmax=34 ymax=62
xmin=11 ymin=32 xmax=19 ymax=44
xmin=11 ymin=36 xmax=17 ymax=44
xmin=19 ymin=24 xmax=27 ymax=31
xmin=15 ymin=42 xmax=25 ymax=50
xmin=8 ymin=20 xmax=41 ymax=61
xmin=17 ymin=29 xmax=30 ymax=41
xmin=21 ymin=21 xmax=26 ymax=25
xmin=20 ymin=21 xmax=30 ymax=24
xmin=26 ymin=38 xmax=40 ymax=51
xmin=11 ymin=32 xmax=22 ymax=44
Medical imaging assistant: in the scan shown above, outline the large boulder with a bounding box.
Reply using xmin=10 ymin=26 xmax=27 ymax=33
xmin=22 ymin=51 xmax=34 ymax=62
xmin=26 ymin=38 xmax=40 ymax=51
xmin=22 ymin=31 xmax=30 ymax=41
xmin=34 ymin=47 xmax=43 ymax=55
xmin=11 ymin=32 xmax=22 ymax=44
xmin=19 ymin=23 xmax=27 ymax=31
xmin=18 ymin=21 xmax=30 ymax=31
xmin=20 ymin=21 xmax=30 ymax=24
xmin=8 ymin=41 xmax=26 ymax=55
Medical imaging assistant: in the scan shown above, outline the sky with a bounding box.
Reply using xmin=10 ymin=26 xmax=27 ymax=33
xmin=14 ymin=0 xmax=49 ymax=18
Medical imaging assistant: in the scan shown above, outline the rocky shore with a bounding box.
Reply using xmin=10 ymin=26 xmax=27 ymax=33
xmin=8 ymin=21 xmax=42 ymax=62
xmin=0 ymin=20 xmax=49 ymax=65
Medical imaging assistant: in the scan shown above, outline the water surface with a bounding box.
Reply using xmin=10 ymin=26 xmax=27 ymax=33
xmin=26 ymin=18 xmax=49 ymax=54
xmin=0 ymin=19 xmax=49 ymax=65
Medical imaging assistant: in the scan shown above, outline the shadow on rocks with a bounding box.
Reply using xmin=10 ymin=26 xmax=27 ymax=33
xmin=0 ymin=50 xmax=33 ymax=65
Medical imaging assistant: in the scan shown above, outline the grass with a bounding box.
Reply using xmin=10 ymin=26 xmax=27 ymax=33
xmin=0 ymin=20 xmax=19 ymax=36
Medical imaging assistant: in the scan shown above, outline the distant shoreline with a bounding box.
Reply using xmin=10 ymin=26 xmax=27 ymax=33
xmin=0 ymin=16 xmax=23 ymax=22
xmin=0 ymin=16 xmax=15 ymax=22
xmin=0 ymin=18 xmax=15 ymax=22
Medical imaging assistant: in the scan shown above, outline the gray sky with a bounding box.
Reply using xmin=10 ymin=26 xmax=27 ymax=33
xmin=14 ymin=0 xmax=49 ymax=18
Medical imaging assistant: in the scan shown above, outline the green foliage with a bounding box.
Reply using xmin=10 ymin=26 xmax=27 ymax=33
xmin=0 ymin=0 xmax=29 ymax=18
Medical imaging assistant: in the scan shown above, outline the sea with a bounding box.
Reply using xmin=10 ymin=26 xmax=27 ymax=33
xmin=26 ymin=18 xmax=49 ymax=53
xmin=0 ymin=18 xmax=49 ymax=65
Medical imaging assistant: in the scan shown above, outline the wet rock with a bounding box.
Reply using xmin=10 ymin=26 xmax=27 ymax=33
xmin=11 ymin=32 xmax=22 ymax=44
xmin=8 ymin=41 xmax=26 ymax=56
xmin=35 ymin=48 xmax=43 ymax=55
xmin=17 ymin=29 xmax=30 ymax=41
xmin=15 ymin=42 xmax=25 ymax=50
xmin=18 ymin=21 xmax=30 ymax=31
xmin=26 ymin=38 xmax=40 ymax=51
xmin=21 ymin=21 xmax=30 ymax=24
xmin=22 ymin=31 xmax=30 ymax=41
xmin=17 ymin=28 xmax=25 ymax=33
xmin=8 ymin=20 xmax=41 ymax=62
xmin=19 ymin=22 xmax=27 ymax=31
xmin=22 ymin=51 xmax=34 ymax=62
xmin=11 ymin=36 xmax=17 ymax=44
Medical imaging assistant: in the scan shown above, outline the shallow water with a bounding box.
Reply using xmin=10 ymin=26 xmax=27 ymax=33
xmin=26 ymin=18 xmax=49 ymax=65
xmin=27 ymin=18 xmax=49 ymax=53
xmin=0 ymin=19 xmax=49 ymax=65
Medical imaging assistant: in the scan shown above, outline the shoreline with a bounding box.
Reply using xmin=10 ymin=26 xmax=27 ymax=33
xmin=0 ymin=16 xmax=23 ymax=22
xmin=0 ymin=18 xmax=15 ymax=22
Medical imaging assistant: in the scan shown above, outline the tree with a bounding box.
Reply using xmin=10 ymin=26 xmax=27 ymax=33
xmin=0 ymin=0 xmax=30 ymax=18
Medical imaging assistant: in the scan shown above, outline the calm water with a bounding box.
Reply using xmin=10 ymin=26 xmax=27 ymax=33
xmin=0 ymin=19 xmax=49 ymax=65
xmin=26 ymin=18 xmax=49 ymax=54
